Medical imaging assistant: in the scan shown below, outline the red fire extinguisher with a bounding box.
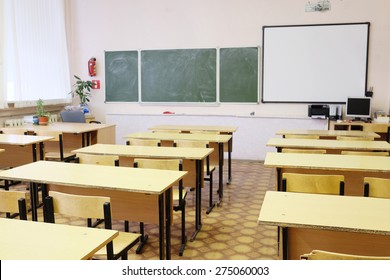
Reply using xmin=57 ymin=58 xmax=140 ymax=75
xmin=88 ymin=57 xmax=97 ymax=77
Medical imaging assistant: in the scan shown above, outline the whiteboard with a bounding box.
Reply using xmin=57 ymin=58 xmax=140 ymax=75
xmin=261 ymin=23 xmax=370 ymax=103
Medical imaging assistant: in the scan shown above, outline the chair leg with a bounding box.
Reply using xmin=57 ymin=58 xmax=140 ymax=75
xmin=136 ymin=222 xmax=148 ymax=254
xmin=206 ymin=173 xmax=215 ymax=214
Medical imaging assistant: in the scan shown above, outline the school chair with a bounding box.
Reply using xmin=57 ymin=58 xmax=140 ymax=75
xmin=34 ymin=130 xmax=77 ymax=162
xmin=43 ymin=191 xmax=140 ymax=260
xmin=133 ymin=158 xmax=187 ymax=256
xmin=0 ymin=190 xmax=27 ymax=220
xmin=75 ymin=153 xmax=119 ymax=227
xmin=364 ymin=177 xmax=390 ymax=198
xmin=126 ymin=138 xmax=161 ymax=146
xmin=173 ymin=139 xmax=216 ymax=214
xmin=301 ymin=250 xmax=390 ymax=260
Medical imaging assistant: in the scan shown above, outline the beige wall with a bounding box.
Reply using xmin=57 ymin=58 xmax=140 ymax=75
xmin=68 ymin=0 xmax=390 ymax=122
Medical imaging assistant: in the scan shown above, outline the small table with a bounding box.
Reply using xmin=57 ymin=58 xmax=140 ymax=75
xmin=258 ymin=191 xmax=390 ymax=259
xmin=0 ymin=218 xmax=118 ymax=260
xmin=73 ymin=143 xmax=213 ymax=240
xmin=0 ymin=134 xmax=53 ymax=167
xmin=125 ymin=131 xmax=232 ymax=203
xmin=0 ymin=161 xmax=186 ymax=260
xmin=264 ymin=152 xmax=390 ymax=196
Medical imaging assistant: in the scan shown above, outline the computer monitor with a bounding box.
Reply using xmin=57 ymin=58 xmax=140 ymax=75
xmin=345 ymin=97 xmax=371 ymax=121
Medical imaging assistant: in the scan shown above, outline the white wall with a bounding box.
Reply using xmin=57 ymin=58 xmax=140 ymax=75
xmin=68 ymin=0 xmax=390 ymax=159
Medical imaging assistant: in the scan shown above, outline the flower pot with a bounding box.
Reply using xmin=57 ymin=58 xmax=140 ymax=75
xmin=38 ymin=116 xmax=49 ymax=125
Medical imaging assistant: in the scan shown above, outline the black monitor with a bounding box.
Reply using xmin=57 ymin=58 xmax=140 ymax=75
xmin=345 ymin=97 xmax=371 ymax=121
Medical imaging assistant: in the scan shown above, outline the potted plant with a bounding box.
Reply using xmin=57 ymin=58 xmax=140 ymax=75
xmin=36 ymin=98 xmax=50 ymax=125
xmin=69 ymin=75 xmax=95 ymax=113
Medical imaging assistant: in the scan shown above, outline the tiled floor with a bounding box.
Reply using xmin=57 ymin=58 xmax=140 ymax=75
xmin=2 ymin=160 xmax=279 ymax=260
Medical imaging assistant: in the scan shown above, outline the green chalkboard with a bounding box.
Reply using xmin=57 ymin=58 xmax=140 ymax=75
xmin=141 ymin=49 xmax=217 ymax=102
xmin=220 ymin=47 xmax=258 ymax=102
xmin=105 ymin=51 xmax=138 ymax=102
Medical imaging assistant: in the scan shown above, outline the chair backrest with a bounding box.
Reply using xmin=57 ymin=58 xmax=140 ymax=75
xmin=364 ymin=177 xmax=390 ymax=198
xmin=284 ymin=134 xmax=319 ymax=139
xmin=336 ymin=136 xmax=375 ymax=141
xmin=190 ymin=130 xmax=219 ymax=134
xmin=0 ymin=190 xmax=28 ymax=220
xmin=126 ymin=138 xmax=161 ymax=146
xmin=301 ymin=249 xmax=390 ymax=260
xmin=44 ymin=190 xmax=110 ymax=221
xmin=76 ymin=153 xmax=119 ymax=166
xmin=60 ymin=110 xmax=86 ymax=123
xmin=282 ymin=148 xmax=326 ymax=154
xmin=133 ymin=158 xmax=182 ymax=171
xmin=174 ymin=140 xmax=213 ymax=174
xmin=282 ymin=173 xmax=344 ymax=195
xmin=341 ymin=151 xmax=389 ymax=156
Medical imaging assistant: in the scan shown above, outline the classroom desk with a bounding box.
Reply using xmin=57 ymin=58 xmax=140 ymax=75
xmin=276 ymin=129 xmax=380 ymax=139
xmin=266 ymin=138 xmax=390 ymax=154
xmin=3 ymin=122 xmax=115 ymax=151
xmin=258 ymin=191 xmax=390 ymax=259
xmin=149 ymin=124 xmax=238 ymax=183
xmin=72 ymin=143 xmax=214 ymax=240
xmin=0 ymin=161 xmax=187 ymax=260
xmin=329 ymin=120 xmax=390 ymax=141
xmin=0 ymin=218 xmax=118 ymax=260
xmin=0 ymin=134 xmax=53 ymax=167
xmin=264 ymin=152 xmax=390 ymax=196
xmin=125 ymin=132 xmax=232 ymax=203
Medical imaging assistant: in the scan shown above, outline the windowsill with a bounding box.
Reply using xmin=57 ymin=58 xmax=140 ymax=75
xmin=0 ymin=103 xmax=70 ymax=118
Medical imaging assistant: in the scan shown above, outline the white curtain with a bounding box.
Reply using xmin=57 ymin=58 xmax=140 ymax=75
xmin=4 ymin=0 xmax=71 ymax=107
xmin=0 ymin=0 xmax=6 ymax=108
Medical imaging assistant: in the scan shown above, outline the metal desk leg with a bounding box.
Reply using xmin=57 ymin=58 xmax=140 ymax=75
xmin=190 ymin=159 xmax=202 ymax=241
xmin=227 ymin=137 xmax=232 ymax=184
xmin=165 ymin=188 xmax=172 ymax=260
xmin=158 ymin=194 xmax=165 ymax=260
xmin=31 ymin=143 xmax=37 ymax=162
xmin=30 ymin=182 xmax=38 ymax=221
xmin=217 ymin=143 xmax=224 ymax=205
xmin=39 ymin=142 xmax=44 ymax=160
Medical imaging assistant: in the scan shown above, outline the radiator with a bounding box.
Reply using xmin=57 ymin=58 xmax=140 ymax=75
xmin=4 ymin=114 xmax=58 ymax=127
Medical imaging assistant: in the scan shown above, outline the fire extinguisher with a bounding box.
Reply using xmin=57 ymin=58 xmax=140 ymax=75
xmin=88 ymin=57 xmax=97 ymax=77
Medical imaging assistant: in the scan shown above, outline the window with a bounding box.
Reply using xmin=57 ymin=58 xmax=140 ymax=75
xmin=1 ymin=0 xmax=71 ymax=109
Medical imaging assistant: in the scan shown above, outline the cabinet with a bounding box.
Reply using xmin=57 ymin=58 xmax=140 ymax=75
xmin=329 ymin=121 xmax=390 ymax=142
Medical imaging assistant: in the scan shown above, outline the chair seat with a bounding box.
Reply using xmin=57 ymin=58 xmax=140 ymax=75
xmin=93 ymin=231 xmax=140 ymax=259
xmin=45 ymin=152 xmax=76 ymax=161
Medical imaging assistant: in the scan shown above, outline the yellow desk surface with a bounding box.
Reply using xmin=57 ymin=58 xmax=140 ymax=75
xmin=264 ymin=152 xmax=390 ymax=196
xmin=125 ymin=131 xmax=231 ymax=143
xmin=267 ymin=138 xmax=390 ymax=152
xmin=72 ymin=143 xmax=213 ymax=161
xmin=258 ymin=191 xmax=390 ymax=259
xmin=259 ymin=191 xmax=390 ymax=234
xmin=0 ymin=134 xmax=54 ymax=167
xmin=0 ymin=218 xmax=118 ymax=260
xmin=0 ymin=134 xmax=53 ymax=145
xmin=149 ymin=124 xmax=238 ymax=133
xmin=0 ymin=160 xmax=186 ymax=195
xmin=275 ymin=129 xmax=380 ymax=139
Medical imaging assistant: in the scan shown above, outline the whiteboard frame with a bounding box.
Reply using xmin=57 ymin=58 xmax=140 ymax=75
xmin=261 ymin=22 xmax=370 ymax=104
